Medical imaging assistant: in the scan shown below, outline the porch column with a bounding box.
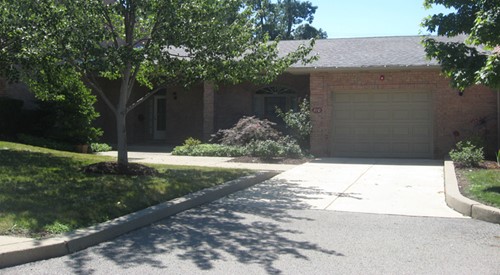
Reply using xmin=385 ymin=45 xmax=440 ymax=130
xmin=203 ymin=81 xmax=215 ymax=141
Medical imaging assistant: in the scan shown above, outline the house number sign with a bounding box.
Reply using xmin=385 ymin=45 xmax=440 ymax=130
xmin=312 ymin=107 xmax=322 ymax=113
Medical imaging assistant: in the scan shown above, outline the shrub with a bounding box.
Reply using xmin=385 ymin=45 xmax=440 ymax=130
xmin=0 ymin=97 xmax=24 ymax=138
xmin=172 ymin=143 xmax=246 ymax=157
xmin=90 ymin=143 xmax=113 ymax=153
xmin=246 ymin=136 xmax=304 ymax=159
xmin=449 ymin=140 xmax=484 ymax=168
xmin=276 ymin=98 xmax=312 ymax=149
xmin=27 ymin=65 xmax=102 ymax=144
xmin=211 ymin=116 xmax=281 ymax=145
xmin=183 ymin=137 xmax=202 ymax=147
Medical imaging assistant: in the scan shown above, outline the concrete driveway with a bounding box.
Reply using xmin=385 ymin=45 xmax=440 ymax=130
xmin=4 ymin=159 xmax=499 ymax=274
xmin=272 ymin=158 xmax=464 ymax=218
xmin=100 ymin=152 xmax=464 ymax=218
xmin=4 ymin=158 xmax=499 ymax=274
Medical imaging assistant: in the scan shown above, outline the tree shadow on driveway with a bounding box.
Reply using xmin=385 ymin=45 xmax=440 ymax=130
xmin=65 ymin=178 xmax=344 ymax=274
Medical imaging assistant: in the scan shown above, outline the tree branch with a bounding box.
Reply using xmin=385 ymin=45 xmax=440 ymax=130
xmin=86 ymin=73 xmax=117 ymax=116
xmin=126 ymin=85 xmax=164 ymax=113
xmin=100 ymin=4 xmax=121 ymax=48
xmin=127 ymin=4 xmax=164 ymax=102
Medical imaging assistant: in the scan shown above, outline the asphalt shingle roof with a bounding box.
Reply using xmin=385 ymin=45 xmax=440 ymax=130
xmin=280 ymin=35 xmax=468 ymax=70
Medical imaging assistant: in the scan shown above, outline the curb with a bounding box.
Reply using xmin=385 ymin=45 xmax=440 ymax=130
xmin=0 ymin=171 xmax=279 ymax=269
xmin=443 ymin=160 xmax=500 ymax=224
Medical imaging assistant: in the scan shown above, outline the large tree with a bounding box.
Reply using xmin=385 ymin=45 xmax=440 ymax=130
xmin=8 ymin=0 xmax=314 ymax=167
xmin=422 ymin=0 xmax=500 ymax=90
xmin=0 ymin=1 xmax=24 ymax=81
xmin=247 ymin=0 xmax=327 ymax=40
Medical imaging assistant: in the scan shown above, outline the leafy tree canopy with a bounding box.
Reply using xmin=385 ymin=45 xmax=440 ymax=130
xmin=246 ymin=0 xmax=327 ymax=40
xmin=422 ymin=0 xmax=500 ymax=90
xmin=0 ymin=1 xmax=24 ymax=81
xmin=5 ymin=0 xmax=316 ymax=165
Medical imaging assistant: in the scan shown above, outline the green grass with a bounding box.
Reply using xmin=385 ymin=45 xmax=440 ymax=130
xmin=0 ymin=141 xmax=252 ymax=238
xmin=463 ymin=169 xmax=500 ymax=208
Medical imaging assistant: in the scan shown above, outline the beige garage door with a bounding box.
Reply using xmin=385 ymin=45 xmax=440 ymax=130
xmin=331 ymin=91 xmax=433 ymax=158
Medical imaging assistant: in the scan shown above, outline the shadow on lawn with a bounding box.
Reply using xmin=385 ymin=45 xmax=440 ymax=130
xmin=485 ymin=186 xmax=500 ymax=194
xmin=65 ymin=178 xmax=343 ymax=275
xmin=0 ymin=150 xmax=243 ymax=237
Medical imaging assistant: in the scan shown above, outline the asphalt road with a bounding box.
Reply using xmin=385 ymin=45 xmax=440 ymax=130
xmin=2 ymin=179 xmax=500 ymax=274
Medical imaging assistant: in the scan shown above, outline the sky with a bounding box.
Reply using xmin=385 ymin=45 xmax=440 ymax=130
xmin=309 ymin=0 xmax=452 ymax=38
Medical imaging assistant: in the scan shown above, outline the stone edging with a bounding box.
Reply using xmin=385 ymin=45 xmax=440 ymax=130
xmin=0 ymin=171 xmax=278 ymax=269
xmin=443 ymin=160 xmax=500 ymax=224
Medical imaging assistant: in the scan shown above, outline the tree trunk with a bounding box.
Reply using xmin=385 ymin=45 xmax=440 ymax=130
xmin=116 ymin=107 xmax=128 ymax=167
xmin=116 ymin=76 xmax=130 ymax=167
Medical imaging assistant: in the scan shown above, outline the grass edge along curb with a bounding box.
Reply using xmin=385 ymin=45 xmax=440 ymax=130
xmin=0 ymin=171 xmax=279 ymax=269
xmin=443 ymin=160 xmax=500 ymax=224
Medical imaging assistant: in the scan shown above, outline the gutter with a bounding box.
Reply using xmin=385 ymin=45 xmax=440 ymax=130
xmin=286 ymin=65 xmax=441 ymax=74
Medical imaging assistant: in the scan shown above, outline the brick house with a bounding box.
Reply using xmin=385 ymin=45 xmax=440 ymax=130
xmin=95 ymin=35 xmax=497 ymax=158
xmin=3 ymin=35 xmax=497 ymax=158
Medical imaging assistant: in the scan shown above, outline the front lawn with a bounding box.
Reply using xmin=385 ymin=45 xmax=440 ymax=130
xmin=0 ymin=141 xmax=251 ymax=238
xmin=460 ymin=169 xmax=500 ymax=208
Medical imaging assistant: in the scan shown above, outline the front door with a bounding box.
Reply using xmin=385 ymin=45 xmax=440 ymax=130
xmin=153 ymin=95 xmax=167 ymax=140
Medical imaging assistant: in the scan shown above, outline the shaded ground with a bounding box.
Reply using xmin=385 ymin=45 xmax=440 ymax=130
xmin=0 ymin=143 xmax=250 ymax=238
xmin=82 ymin=162 xmax=159 ymax=176
xmin=3 ymin=177 xmax=500 ymax=274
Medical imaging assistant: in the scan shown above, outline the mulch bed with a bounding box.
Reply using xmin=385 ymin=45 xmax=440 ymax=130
xmin=82 ymin=161 xmax=159 ymax=176
xmin=229 ymin=156 xmax=311 ymax=165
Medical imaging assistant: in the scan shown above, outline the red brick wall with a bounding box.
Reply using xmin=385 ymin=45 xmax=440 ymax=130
xmin=214 ymin=73 xmax=310 ymax=130
xmin=164 ymin=85 xmax=203 ymax=144
xmin=310 ymin=69 xmax=498 ymax=158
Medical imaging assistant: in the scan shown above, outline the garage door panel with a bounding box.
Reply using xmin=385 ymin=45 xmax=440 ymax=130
xmin=353 ymin=143 xmax=372 ymax=152
xmin=333 ymin=127 xmax=353 ymax=139
xmin=333 ymin=110 xmax=351 ymax=120
xmin=413 ymin=126 xmax=431 ymax=138
xmin=392 ymin=93 xmax=411 ymax=102
xmin=393 ymin=127 xmax=411 ymax=137
xmin=412 ymin=110 xmax=431 ymax=120
xmin=373 ymin=94 xmax=391 ymax=102
xmin=331 ymin=91 xmax=432 ymax=158
xmin=352 ymin=93 xmax=370 ymax=102
xmin=334 ymin=93 xmax=352 ymax=103
xmin=392 ymin=143 xmax=411 ymax=153
xmin=373 ymin=143 xmax=391 ymax=152
xmin=393 ymin=110 xmax=411 ymax=120
xmin=413 ymin=143 xmax=431 ymax=152
xmin=373 ymin=110 xmax=391 ymax=120
xmin=373 ymin=128 xmax=391 ymax=138
xmin=354 ymin=110 xmax=374 ymax=120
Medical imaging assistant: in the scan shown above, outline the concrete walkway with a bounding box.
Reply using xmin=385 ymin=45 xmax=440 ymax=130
xmin=98 ymin=151 xmax=297 ymax=171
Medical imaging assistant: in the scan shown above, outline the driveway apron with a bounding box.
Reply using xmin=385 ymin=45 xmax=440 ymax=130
xmin=273 ymin=158 xmax=465 ymax=218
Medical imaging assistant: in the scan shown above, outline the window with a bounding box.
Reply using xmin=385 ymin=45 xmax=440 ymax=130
xmin=253 ymin=86 xmax=297 ymax=122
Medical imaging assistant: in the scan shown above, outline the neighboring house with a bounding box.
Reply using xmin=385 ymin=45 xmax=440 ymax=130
xmin=0 ymin=79 xmax=38 ymax=110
